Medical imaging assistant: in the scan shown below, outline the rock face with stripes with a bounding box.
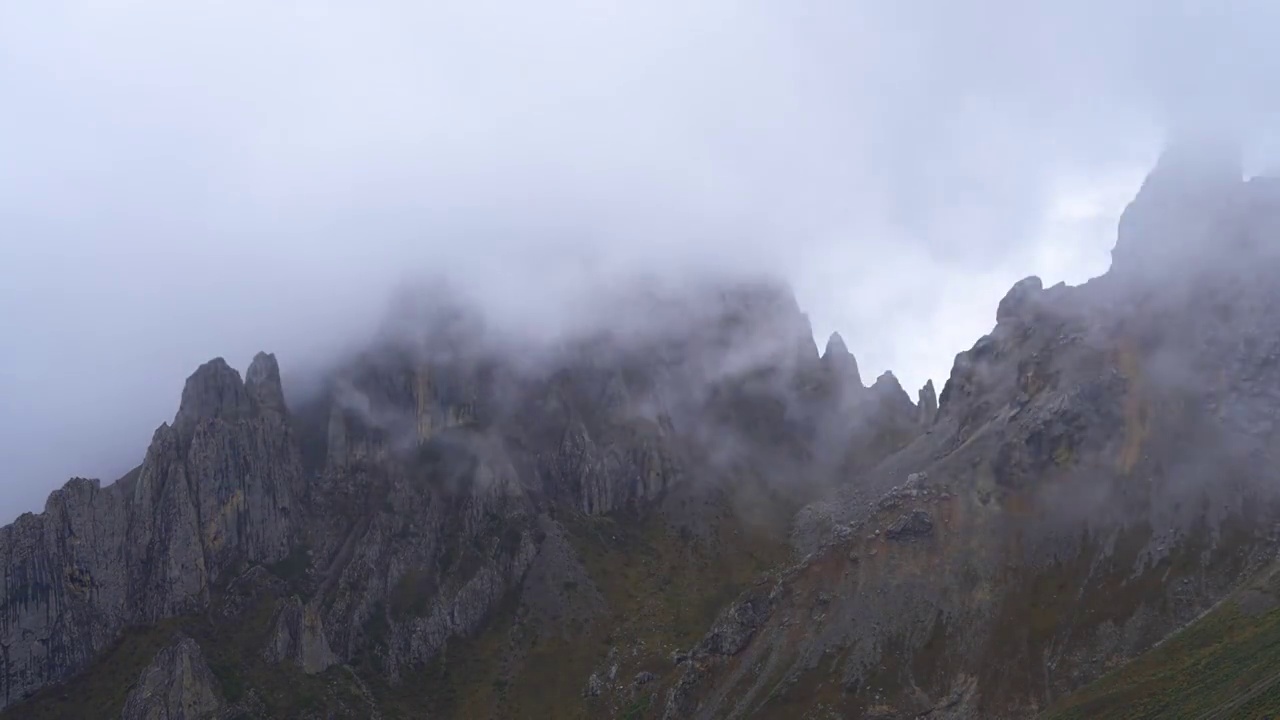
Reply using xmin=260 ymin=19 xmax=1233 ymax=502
xmin=0 ymin=354 xmax=299 ymax=708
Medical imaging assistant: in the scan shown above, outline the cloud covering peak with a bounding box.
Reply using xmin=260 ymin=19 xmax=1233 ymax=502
xmin=3 ymin=0 xmax=1280 ymax=519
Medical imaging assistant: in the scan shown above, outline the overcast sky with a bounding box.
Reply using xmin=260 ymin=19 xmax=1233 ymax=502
xmin=3 ymin=0 xmax=1280 ymax=521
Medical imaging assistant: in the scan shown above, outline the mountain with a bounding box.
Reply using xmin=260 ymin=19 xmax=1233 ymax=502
xmin=4 ymin=141 xmax=1280 ymax=719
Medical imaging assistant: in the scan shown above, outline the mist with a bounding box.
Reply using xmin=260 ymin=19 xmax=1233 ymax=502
xmin=3 ymin=0 xmax=1280 ymax=521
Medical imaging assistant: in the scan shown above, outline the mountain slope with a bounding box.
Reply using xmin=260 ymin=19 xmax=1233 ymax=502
xmin=656 ymin=146 xmax=1280 ymax=719
xmin=1042 ymin=556 xmax=1280 ymax=720
xmin=4 ymin=142 xmax=1280 ymax=719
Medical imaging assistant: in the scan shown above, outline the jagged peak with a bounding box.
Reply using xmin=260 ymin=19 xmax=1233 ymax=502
xmin=246 ymin=351 xmax=279 ymax=384
xmin=246 ymin=351 xmax=287 ymax=415
xmin=917 ymin=379 xmax=937 ymax=406
xmin=823 ymin=332 xmax=849 ymax=358
xmin=996 ymin=276 xmax=1044 ymax=324
xmin=3 ymin=477 xmax=104 ymax=529
xmin=173 ymin=357 xmax=252 ymax=437
xmin=821 ymin=332 xmax=862 ymax=388
xmin=917 ymin=379 xmax=938 ymax=426
xmin=41 ymin=477 xmax=102 ymax=515
xmin=871 ymin=370 xmax=905 ymax=395
xmin=867 ymin=370 xmax=917 ymax=419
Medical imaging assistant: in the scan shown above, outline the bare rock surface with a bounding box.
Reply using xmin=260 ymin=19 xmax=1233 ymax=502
xmin=121 ymin=637 xmax=225 ymax=720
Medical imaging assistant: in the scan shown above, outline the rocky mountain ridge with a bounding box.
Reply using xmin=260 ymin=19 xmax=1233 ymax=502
xmin=5 ymin=142 xmax=1280 ymax=719
xmin=3 ymin=273 xmax=925 ymax=718
xmin=0 ymin=351 xmax=301 ymax=707
xmin=663 ymin=143 xmax=1280 ymax=719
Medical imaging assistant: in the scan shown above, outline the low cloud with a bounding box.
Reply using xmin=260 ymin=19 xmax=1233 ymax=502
xmin=2 ymin=0 xmax=1279 ymax=519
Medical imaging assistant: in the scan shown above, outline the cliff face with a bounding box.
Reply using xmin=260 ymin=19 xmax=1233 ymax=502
xmin=119 ymin=636 xmax=226 ymax=720
xmin=0 ymin=353 xmax=298 ymax=707
xmin=5 ymin=144 xmax=1280 ymax=719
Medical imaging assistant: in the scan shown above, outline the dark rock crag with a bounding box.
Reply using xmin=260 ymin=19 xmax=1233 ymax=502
xmin=121 ymin=637 xmax=225 ymax=720
xmin=0 ymin=354 xmax=298 ymax=707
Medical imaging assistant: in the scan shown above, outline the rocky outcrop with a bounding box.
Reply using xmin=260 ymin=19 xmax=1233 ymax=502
xmin=132 ymin=356 xmax=299 ymax=614
xmin=172 ymin=358 xmax=255 ymax=440
xmin=698 ymin=596 xmax=773 ymax=657
xmin=245 ymin=352 xmax=288 ymax=417
xmin=884 ymin=509 xmax=933 ymax=540
xmin=821 ymin=332 xmax=862 ymax=389
xmin=993 ymin=274 xmax=1044 ymax=322
xmin=0 ymin=477 xmax=131 ymax=707
xmin=121 ymin=636 xmax=225 ymax=720
xmin=870 ymin=371 xmax=912 ymax=408
xmin=127 ymin=423 xmax=212 ymax=619
xmin=917 ymin=379 xmax=938 ymax=426
xmin=0 ymin=357 xmax=299 ymax=708
xmin=264 ymin=596 xmax=338 ymax=674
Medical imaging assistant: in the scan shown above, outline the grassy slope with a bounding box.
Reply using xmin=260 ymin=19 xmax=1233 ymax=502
xmin=1044 ymin=560 xmax=1280 ymax=720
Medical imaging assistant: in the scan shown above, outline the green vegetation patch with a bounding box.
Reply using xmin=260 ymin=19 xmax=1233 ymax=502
xmin=1044 ymin=562 xmax=1280 ymax=720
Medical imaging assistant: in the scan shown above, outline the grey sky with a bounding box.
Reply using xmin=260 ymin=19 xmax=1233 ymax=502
xmin=2 ymin=0 xmax=1279 ymax=521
